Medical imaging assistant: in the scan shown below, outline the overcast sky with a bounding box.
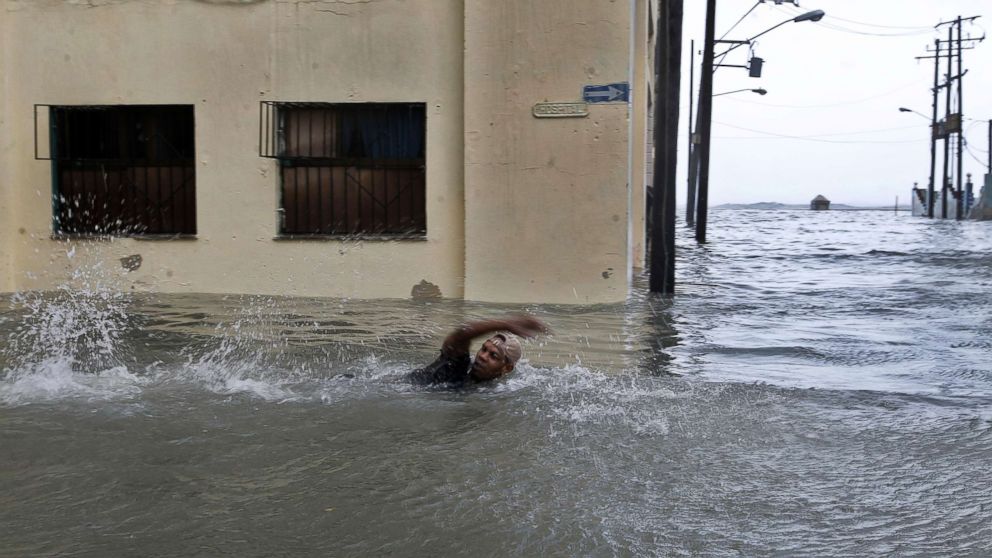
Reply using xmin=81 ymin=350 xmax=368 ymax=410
xmin=678 ymin=0 xmax=992 ymax=206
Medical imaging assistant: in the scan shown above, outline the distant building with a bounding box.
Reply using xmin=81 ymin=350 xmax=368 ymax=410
xmin=810 ymin=195 xmax=830 ymax=210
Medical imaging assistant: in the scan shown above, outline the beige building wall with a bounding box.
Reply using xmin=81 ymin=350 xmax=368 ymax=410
xmin=1 ymin=0 xmax=465 ymax=299
xmin=1 ymin=0 xmax=654 ymax=303
xmin=630 ymin=0 xmax=651 ymax=270
xmin=0 ymin=4 xmax=11 ymax=292
xmin=463 ymin=0 xmax=632 ymax=303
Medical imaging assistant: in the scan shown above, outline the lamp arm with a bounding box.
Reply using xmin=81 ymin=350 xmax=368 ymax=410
xmin=712 ymin=19 xmax=790 ymax=59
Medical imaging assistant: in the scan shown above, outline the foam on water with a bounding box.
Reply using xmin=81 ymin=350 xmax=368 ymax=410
xmin=1 ymin=249 xmax=140 ymax=406
xmin=0 ymin=358 xmax=145 ymax=406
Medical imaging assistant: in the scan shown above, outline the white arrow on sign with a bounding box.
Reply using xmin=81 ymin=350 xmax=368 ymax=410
xmin=585 ymin=86 xmax=624 ymax=101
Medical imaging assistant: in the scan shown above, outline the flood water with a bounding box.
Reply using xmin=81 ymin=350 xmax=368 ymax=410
xmin=2 ymin=210 xmax=991 ymax=556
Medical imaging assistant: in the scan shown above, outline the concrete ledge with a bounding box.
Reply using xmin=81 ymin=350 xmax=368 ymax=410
xmin=272 ymin=234 xmax=427 ymax=242
xmin=50 ymin=234 xmax=198 ymax=241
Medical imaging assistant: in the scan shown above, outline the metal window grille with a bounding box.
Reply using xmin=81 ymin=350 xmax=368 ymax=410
xmin=38 ymin=105 xmax=196 ymax=236
xmin=260 ymin=102 xmax=426 ymax=236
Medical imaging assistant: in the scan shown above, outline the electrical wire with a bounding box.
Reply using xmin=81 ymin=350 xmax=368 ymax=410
xmin=964 ymin=142 xmax=990 ymax=169
xmin=965 ymin=119 xmax=990 ymax=151
xmin=714 ymin=135 xmax=926 ymax=144
xmin=712 ymin=2 xmax=762 ymax=72
xmin=812 ymin=13 xmax=933 ymax=31
xmin=774 ymin=5 xmax=936 ymax=37
xmin=717 ymin=79 xmax=925 ymax=109
xmin=713 ymin=121 xmax=927 ymax=144
xmin=718 ymin=1 xmax=760 ymax=42
xmin=814 ymin=22 xmax=936 ymax=37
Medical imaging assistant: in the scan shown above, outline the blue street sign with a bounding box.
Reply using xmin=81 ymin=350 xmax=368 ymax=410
xmin=582 ymin=82 xmax=630 ymax=103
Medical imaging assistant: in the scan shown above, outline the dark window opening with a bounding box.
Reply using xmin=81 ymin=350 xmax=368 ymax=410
xmin=50 ymin=105 xmax=196 ymax=236
xmin=261 ymin=102 xmax=426 ymax=236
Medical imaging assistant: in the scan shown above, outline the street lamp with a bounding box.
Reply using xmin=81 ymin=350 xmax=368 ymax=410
xmin=692 ymin=4 xmax=825 ymax=243
xmin=714 ymin=88 xmax=767 ymax=97
xmin=714 ymin=10 xmax=826 ymax=60
xmin=898 ymin=107 xmax=929 ymax=120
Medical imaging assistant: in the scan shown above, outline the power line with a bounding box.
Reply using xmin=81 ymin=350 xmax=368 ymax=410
xmin=713 ymin=121 xmax=927 ymax=143
xmin=712 ymin=1 xmax=760 ymax=70
xmin=817 ymin=22 xmax=936 ymax=37
xmin=964 ymin=142 xmax=988 ymax=168
xmin=717 ymin=79 xmax=925 ymax=109
xmin=774 ymin=5 xmax=936 ymax=37
xmin=718 ymin=1 xmax=760 ymax=42
xmin=814 ymin=14 xmax=933 ymax=31
xmin=714 ymin=136 xmax=926 ymax=144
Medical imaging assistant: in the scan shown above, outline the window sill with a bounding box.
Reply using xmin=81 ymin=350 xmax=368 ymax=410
xmin=273 ymin=234 xmax=427 ymax=242
xmin=51 ymin=233 xmax=198 ymax=241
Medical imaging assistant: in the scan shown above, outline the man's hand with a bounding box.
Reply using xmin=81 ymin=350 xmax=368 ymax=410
xmin=499 ymin=315 xmax=549 ymax=339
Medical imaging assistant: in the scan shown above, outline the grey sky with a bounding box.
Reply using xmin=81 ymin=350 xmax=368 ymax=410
xmin=678 ymin=0 xmax=992 ymax=206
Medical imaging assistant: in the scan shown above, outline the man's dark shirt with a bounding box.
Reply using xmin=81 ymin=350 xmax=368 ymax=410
xmin=409 ymin=349 xmax=472 ymax=385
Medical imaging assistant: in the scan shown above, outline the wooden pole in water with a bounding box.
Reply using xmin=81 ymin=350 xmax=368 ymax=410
xmin=686 ymin=39 xmax=697 ymax=228
xmin=694 ymin=0 xmax=717 ymax=244
xmin=649 ymin=0 xmax=683 ymax=295
xmin=927 ymin=39 xmax=939 ymax=218
xmin=941 ymin=25 xmax=952 ymax=219
xmin=956 ymin=16 xmax=964 ymax=221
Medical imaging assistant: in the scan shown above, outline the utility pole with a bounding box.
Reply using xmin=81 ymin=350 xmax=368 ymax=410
xmin=956 ymin=17 xmax=964 ymax=220
xmin=686 ymin=40 xmax=697 ymax=227
xmin=649 ymin=0 xmax=683 ymax=295
xmin=694 ymin=0 xmax=717 ymax=244
xmin=942 ymin=24 xmax=952 ymax=219
xmin=919 ymin=16 xmax=983 ymax=219
xmin=927 ymin=39 xmax=939 ymax=218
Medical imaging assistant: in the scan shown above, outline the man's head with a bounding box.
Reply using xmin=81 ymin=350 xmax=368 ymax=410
xmin=469 ymin=332 xmax=522 ymax=381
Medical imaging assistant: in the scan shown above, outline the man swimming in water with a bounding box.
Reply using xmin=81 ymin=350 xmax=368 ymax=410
xmin=410 ymin=315 xmax=548 ymax=385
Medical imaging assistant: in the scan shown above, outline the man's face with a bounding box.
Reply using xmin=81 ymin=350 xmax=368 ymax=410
xmin=470 ymin=338 xmax=513 ymax=381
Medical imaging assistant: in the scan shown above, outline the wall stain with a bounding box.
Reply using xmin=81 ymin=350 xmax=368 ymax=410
xmin=411 ymin=279 xmax=442 ymax=300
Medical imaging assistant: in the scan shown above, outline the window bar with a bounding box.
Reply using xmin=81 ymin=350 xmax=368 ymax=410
xmin=144 ymin=159 xmax=150 ymax=234
xmin=295 ymin=108 xmax=300 ymax=160
xmin=295 ymin=164 xmax=303 ymax=234
xmin=333 ymin=164 xmax=340 ymax=234
xmin=180 ymin=166 xmax=187 ymax=234
xmin=308 ymin=107 xmax=315 ymax=159
xmin=85 ymin=166 xmax=95 ymax=233
xmin=343 ymin=167 xmax=349 ymax=235
xmin=74 ymin=164 xmax=81 ymax=233
xmin=308 ymin=110 xmax=316 ymax=232
xmin=323 ymin=106 xmax=329 ymax=158
xmin=283 ymin=167 xmax=290 ymax=233
xmin=168 ymin=165 xmax=176 ymax=234
xmin=263 ymin=102 xmax=270 ymax=157
xmin=169 ymin=166 xmax=186 ymax=234
xmin=387 ymin=166 xmax=395 ymax=232
xmin=371 ymin=164 xmax=378 ymax=233
xmin=131 ymin=165 xmax=139 ymax=234
xmin=409 ymin=167 xmax=415 ymax=233
xmin=318 ymin=164 xmax=325 ymax=234
xmin=157 ymin=162 xmax=164 ymax=234
xmin=307 ymin=166 xmax=316 ymax=233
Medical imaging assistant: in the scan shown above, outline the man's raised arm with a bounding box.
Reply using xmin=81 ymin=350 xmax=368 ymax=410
xmin=441 ymin=315 xmax=548 ymax=356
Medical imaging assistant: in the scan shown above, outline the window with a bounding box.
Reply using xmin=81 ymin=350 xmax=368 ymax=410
xmin=46 ymin=105 xmax=196 ymax=236
xmin=260 ymin=102 xmax=426 ymax=236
